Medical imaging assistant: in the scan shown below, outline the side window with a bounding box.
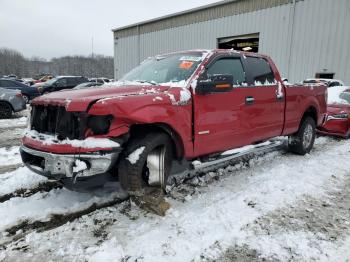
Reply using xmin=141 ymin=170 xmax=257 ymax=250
xmin=67 ymin=78 xmax=77 ymax=86
xmin=329 ymin=81 xmax=340 ymax=87
xmin=244 ymin=57 xmax=275 ymax=86
xmin=3 ymin=80 xmax=18 ymax=87
xmin=56 ymin=78 xmax=67 ymax=87
xmin=206 ymin=58 xmax=246 ymax=86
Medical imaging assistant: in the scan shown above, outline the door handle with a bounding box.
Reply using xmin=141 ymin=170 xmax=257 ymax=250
xmin=245 ymin=96 xmax=255 ymax=105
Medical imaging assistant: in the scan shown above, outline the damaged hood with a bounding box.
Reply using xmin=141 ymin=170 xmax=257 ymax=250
xmin=31 ymin=85 xmax=171 ymax=111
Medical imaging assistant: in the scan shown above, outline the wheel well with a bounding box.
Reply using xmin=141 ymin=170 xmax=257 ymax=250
xmin=301 ymin=106 xmax=317 ymax=124
xmin=129 ymin=124 xmax=184 ymax=160
xmin=0 ymin=100 xmax=14 ymax=111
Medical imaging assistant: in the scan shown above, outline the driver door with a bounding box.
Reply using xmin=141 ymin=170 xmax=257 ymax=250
xmin=193 ymin=55 xmax=252 ymax=156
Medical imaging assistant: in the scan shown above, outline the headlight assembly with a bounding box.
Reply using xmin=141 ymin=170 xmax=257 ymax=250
xmin=87 ymin=115 xmax=113 ymax=135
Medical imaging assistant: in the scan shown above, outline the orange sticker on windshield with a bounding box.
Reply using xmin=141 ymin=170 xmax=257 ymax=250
xmin=179 ymin=61 xmax=194 ymax=69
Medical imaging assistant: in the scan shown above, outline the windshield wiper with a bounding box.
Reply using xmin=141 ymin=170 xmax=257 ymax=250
xmin=135 ymin=80 xmax=158 ymax=85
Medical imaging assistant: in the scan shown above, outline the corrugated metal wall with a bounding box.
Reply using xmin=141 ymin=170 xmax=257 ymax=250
xmin=114 ymin=0 xmax=350 ymax=84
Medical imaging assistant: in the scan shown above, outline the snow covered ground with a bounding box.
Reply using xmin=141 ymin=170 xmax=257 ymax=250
xmin=0 ymin=112 xmax=350 ymax=261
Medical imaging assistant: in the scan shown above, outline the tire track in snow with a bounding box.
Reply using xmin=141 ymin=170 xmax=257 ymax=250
xmin=0 ymin=181 xmax=62 ymax=203
xmin=10 ymin=136 xmax=343 ymax=262
xmin=0 ymin=185 xmax=128 ymax=248
xmin=0 ymin=136 xmax=342 ymax=258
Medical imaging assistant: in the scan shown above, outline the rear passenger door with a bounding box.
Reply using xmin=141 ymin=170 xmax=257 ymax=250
xmin=241 ymin=56 xmax=284 ymax=142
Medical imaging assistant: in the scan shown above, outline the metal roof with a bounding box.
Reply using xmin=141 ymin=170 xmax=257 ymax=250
xmin=112 ymin=0 xmax=295 ymax=38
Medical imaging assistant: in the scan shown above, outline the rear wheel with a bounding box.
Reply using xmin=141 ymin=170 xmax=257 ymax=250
xmin=0 ymin=102 xmax=13 ymax=119
xmin=118 ymin=132 xmax=173 ymax=194
xmin=288 ymin=116 xmax=316 ymax=155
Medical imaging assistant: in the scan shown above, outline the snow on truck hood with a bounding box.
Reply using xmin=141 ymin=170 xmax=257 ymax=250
xmin=31 ymin=84 xmax=173 ymax=112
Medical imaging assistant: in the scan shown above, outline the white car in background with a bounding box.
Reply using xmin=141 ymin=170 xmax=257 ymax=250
xmin=303 ymin=78 xmax=345 ymax=87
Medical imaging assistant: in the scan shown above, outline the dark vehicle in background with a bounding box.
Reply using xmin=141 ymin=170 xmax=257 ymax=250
xmin=0 ymin=79 xmax=40 ymax=103
xmin=37 ymin=76 xmax=88 ymax=94
xmin=303 ymin=78 xmax=345 ymax=87
xmin=317 ymin=86 xmax=350 ymax=138
xmin=0 ymin=87 xmax=26 ymax=118
xmin=73 ymin=82 xmax=103 ymax=90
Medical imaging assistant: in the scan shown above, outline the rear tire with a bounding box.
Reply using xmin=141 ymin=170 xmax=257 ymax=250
xmin=288 ymin=116 xmax=316 ymax=155
xmin=118 ymin=132 xmax=173 ymax=194
xmin=0 ymin=102 xmax=13 ymax=119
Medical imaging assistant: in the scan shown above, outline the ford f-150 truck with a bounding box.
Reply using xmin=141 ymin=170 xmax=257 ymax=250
xmin=20 ymin=49 xmax=327 ymax=194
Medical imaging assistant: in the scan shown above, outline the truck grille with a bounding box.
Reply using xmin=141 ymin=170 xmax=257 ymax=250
xmin=30 ymin=105 xmax=86 ymax=140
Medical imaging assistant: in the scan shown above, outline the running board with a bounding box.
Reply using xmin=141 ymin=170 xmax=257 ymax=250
xmin=192 ymin=140 xmax=284 ymax=171
xmin=169 ymin=139 xmax=286 ymax=184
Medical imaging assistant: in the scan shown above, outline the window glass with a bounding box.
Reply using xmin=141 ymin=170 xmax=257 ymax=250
xmin=56 ymin=78 xmax=67 ymax=87
xmin=329 ymin=81 xmax=340 ymax=87
xmin=245 ymin=57 xmax=275 ymax=85
xmin=206 ymin=58 xmax=246 ymax=86
xmin=121 ymin=52 xmax=203 ymax=84
xmin=2 ymin=80 xmax=19 ymax=87
xmin=67 ymin=78 xmax=76 ymax=85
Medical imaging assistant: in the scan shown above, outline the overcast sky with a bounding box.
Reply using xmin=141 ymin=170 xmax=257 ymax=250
xmin=0 ymin=0 xmax=219 ymax=60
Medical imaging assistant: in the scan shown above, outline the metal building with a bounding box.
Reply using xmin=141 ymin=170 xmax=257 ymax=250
xmin=112 ymin=0 xmax=350 ymax=84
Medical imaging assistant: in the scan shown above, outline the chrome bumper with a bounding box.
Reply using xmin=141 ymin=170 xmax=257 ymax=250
xmin=20 ymin=145 xmax=120 ymax=179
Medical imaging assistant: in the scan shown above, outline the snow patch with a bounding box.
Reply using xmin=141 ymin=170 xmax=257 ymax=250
xmin=127 ymin=147 xmax=145 ymax=164
xmin=222 ymin=141 xmax=272 ymax=156
xmin=73 ymin=160 xmax=88 ymax=173
xmin=0 ymin=146 xmax=21 ymax=166
xmin=327 ymin=86 xmax=350 ymax=104
xmin=179 ymin=88 xmax=192 ymax=104
xmin=24 ymin=130 xmax=120 ymax=149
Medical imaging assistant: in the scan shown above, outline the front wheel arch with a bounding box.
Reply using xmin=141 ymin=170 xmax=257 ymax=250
xmin=129 ymin=123 xmax=184 ymax=160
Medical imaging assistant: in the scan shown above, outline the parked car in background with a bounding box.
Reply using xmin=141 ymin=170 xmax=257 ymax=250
xmin=317 ymin=86 xmax=350 ymax=138
xmin=22 ymin=78 xmax=36 ymax=86
xmin=3 ymin=74 xmax=18 ymax=79
xmin=303 ymin=78 xmax=345 ymax=87
xmin=73 ymin=82 xmax=103 ymax=90
xmin=0 ymin=87 xmax=26 ymax=118
xmin=0 ymin=78 xmax=41 ymax=103
xmin=20 ymin=49 xmax=327 ymax=194
xmin=37 ymin=76 xmax=88 ymax=94
xmin=89 ymin=78 xmax=110 ymax=84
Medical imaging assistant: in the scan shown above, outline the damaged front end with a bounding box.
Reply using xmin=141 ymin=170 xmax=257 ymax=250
xmin=20 ymin=104 xmax=125 ymax=191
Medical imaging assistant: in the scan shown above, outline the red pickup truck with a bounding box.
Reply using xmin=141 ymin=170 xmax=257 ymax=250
xmin=20 ymin=50 xmax=327 ymax=194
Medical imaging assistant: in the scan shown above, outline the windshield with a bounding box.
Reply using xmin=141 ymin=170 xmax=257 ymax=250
xmin=328 ymin=86 xmax=350 ymax=105
xmin=120 ymin=52 xmax=204 ymax=85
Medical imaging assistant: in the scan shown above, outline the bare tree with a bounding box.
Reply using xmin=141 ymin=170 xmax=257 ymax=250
xmin=0 ymin=47 xmax=114 ymax=79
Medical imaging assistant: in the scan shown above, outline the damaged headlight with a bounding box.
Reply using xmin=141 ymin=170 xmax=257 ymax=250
xmin=87 ymin=115 xmax=113 ymax=135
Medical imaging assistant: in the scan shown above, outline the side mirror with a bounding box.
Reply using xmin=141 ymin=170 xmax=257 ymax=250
xmin=196 ymin=74 xmax=234 ymax=95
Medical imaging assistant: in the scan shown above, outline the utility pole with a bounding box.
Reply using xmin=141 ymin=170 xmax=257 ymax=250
xmin=91 ymin=37 xmax=94 ymax=59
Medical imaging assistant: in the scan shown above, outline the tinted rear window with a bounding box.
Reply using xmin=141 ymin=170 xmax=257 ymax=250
xmin=244 ymin=57 xmax=275 ymax=85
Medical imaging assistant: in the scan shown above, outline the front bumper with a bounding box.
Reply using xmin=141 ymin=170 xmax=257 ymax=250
xmin=20 ymin=145 xmax=121 ymax=190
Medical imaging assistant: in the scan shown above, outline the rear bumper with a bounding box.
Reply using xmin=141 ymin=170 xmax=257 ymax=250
xmin=20 ymin=145 xmax=121 ymax=191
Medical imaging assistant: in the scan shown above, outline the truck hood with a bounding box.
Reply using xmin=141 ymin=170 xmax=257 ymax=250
xmin=31 ymin=84 xmax=171 ymax=111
